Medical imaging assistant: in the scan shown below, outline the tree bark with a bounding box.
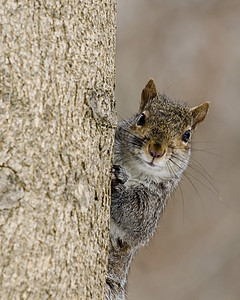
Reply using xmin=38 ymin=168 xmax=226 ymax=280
xmin=0 ymin=0 xmax=116 ymax=299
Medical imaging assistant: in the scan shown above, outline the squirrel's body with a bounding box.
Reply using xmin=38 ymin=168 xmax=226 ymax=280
xmin=106 ymin=80 xmax=209 ymax=300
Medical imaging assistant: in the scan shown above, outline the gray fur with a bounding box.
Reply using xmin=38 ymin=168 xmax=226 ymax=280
xmin=106 ymin=84 xmax=209 ymax=300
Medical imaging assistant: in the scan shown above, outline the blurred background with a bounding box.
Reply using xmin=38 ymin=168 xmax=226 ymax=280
xmin=116 ymin=1 xmax=240 ymax=299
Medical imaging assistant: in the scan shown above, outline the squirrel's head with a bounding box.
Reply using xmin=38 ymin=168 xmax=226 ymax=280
xmin=118 ymin=79 xmax=209 ymax=182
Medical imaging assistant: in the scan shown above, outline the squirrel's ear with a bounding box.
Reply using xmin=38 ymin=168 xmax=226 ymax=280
xmin=140 ymin=79 xmax=158 ymax=111
xmin=191 ymin=102 xmax=210 ymax=129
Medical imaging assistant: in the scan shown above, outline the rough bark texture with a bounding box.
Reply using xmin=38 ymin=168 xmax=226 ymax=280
xmin=0 ymin=0 xmax=116 ymax=299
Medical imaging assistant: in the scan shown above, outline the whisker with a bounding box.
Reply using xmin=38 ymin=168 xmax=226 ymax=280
xmin=177 ymin=181 xmax=185 ymax=226
xmin=191 ymin=149 xmax=225 ymax=160
xmin=192 ymin=147 xmax=217 ymax=152
xmin=171 ymin=153 xmax=228 ymax=207
xmin=189 ymin=160 xmax=219 ymax=192
xmin=172 ymin=154 xmax=219 ymax=195
xmin=169 ymin=157 xmax=205 ymax=211
xmin=117 ymin=112 xmax=131 ymax=122
xmin=191 ymin=141 xmax=220 ymax=144
xmin=183 ymin=172 xmax=205 ymax=212
xmin=118 ymin=126 xmax=146 ymax=149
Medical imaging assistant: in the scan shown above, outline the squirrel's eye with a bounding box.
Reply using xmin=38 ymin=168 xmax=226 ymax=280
xmin=137 ymin=113 xmax=146 ymax=126
xmin=182 ymin=130 xmax=191 ymax=143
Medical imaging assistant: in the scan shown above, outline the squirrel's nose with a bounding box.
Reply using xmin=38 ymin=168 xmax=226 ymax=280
xmin=148 ymin=144 xmax=166 ymax=159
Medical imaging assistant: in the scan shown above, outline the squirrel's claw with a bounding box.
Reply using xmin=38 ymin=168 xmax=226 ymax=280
xmin=111 ymin=165 xmax=129 ymax=192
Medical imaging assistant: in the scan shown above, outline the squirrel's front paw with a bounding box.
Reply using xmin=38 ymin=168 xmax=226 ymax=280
xmin=110 ymin=236 xmax=131 ymax=255
xmin=111 ymin=165 xmax=129 ymax=192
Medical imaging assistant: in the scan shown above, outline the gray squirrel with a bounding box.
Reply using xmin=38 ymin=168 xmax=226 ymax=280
xmin=106 ymin=79 xmax=209 ymax=300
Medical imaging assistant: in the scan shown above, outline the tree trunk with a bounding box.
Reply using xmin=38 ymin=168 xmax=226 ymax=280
xmin=0 ymin=1 xmax=116 ymax=299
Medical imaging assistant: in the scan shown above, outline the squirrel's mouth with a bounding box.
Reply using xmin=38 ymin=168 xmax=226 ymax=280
xmin=147 ymin=161 xmax=155 ymax=167
xmin=141 ymin=152 xmax=168 ymax=169
xmin=143 ymin=155 xmax=167 ymax=168
xmin=145 ymin=157 xmax=157 ymax=167
xmin=142 ymin=159 xmax=155 ymax=167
